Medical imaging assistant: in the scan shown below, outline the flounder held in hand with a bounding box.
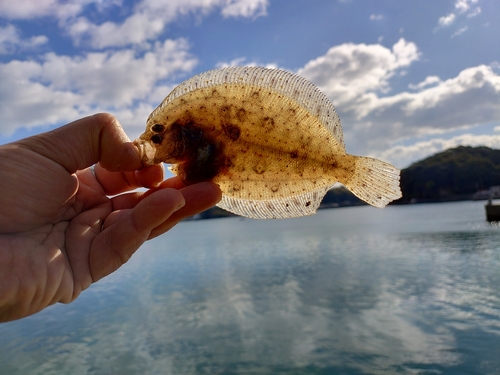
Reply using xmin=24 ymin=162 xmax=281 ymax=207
xmin=134 ymin=66 xmax=402 ymax=219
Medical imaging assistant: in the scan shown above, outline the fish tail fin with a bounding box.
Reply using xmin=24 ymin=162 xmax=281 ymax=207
xmin=343 ymin=155 xmax=402 ymax=208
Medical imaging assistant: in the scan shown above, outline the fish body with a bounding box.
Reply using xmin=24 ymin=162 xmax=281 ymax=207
xmin=134 ymin=67 xmax=402 ymax=219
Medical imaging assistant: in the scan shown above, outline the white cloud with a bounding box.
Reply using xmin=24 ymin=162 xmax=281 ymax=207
xmin=436 ymin=0 xmax=481 ymax=32
xmin=379 ymin=133 xmax=500 ymax=168
xmin=296 ymin=38 xmax=500 ymax=162
xmin=1 ymin=1 xmax=269 ymax=49
xmin=0 ymin=59 xmax=82 ymax=133
xmin=451 ymin=26 xmax=468 ymax=38
xmin=216 ymin=56 xmax=278 ymax=69
xmin=455 ymin=0 xmax=478 ymax=13
xmin=0 ymin=24 xmax=19 ymax=54
xmin=68 ymin=0 xmax=269 ymax=49
xmin=369 ymin=14 xmax=383 ymax=21
xmin=0 ymin=0 xmax=127 ymax=22
xmin=408 ymin=76 xmax=441 ymax=90
xmin=351 ymin=64 xmax=500 ymax=157
xmin=221 ymin=0 xmax=268 ymax=18
xmin=438 ymin=13 xmax=456 ymax=27
xmin=0 ymin=0 xmax=90 ymax=21
xmin=68 ymin=12 xmax=165 ymax=49
xmin=0 ymin=0 xmax=59 ymax=18
xmin=467 ymin=6 xmax=481 ymax=17
xmin=401 ymin=65 xmax=500 ymax=116
xmin=0 ymin=24 xmax=48 ymax=54
xmin=43 ymin=39 xmax=196 ymax=106
xmin=298 ymin=38 xmax=420 ymax=117
xmin=0 ymin=38 xmax=197 ymax=135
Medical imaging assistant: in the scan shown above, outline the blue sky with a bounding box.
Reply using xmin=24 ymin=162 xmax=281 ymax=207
xmin=1 ymin=0 xmax=499 ymax=168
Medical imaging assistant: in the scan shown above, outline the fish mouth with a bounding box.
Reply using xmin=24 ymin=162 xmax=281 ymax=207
xmin=133 ymin=138 xmax=156 ymax=166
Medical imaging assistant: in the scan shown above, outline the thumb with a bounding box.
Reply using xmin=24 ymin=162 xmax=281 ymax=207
xmin=17 ymin=113 xmax=142 ymax=173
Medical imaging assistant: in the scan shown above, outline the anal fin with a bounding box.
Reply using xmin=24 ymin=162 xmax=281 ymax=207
xmin=217 ymin=185 xmax=332 ymax=219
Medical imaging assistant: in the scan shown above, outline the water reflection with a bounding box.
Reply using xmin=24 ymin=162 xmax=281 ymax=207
xmin=1 ymin=201 xmax=500 ymax=374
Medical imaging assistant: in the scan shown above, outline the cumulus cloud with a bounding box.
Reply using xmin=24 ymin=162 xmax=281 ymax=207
xmin=400 ymin=65 xmax=500 ymax=120
xmin=354 ymin=64 xmax=500 ymax=158
xmin=0 ymin=24 xmax=48 ymax=54
xmin=44 ymin=39 xmax=196 ymax=106
xmin=408 ymin=76 xmax=441 ymax=90
xmin=0 ymin=0 xmax=60 ymax=18
xmin=296 ymin=38 xmax=500 ymax=163
xmin=221 ymin=0 xmax=268 ymax=18
xmin=298 ymin=38 xmax=420 ymax=117
xmin=0 ymin=0 xmax=93 ymax=21
xmin=379 ymin=133 xmax=500 ymax=168
xmin=216 ymin=56 xmax=278 ymax=69
xmin=1 ymin=0 xmax=268 ymax=49
xmin=67 ymin=12 xmax=165 ymax=49
xmin=451 ymin=26 xmax=468 ymax=38
xmin=0 ymin=38 xmax=197 ymax=134
xmin=438 ymin=13 xmax=456 ymax=27
xmin=435 ymin=0 xmax=481 ymax=33
xmin=467 ymin=6 xmax=481 ymax=17
xmin=68 ymin=0 xmax=269 ymax=49
xmin=455 ymin=0 xmax=479 ymax=13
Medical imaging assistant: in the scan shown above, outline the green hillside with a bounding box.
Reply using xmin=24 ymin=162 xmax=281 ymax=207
xmin=398 ymin=146 xmax=500 ymax=203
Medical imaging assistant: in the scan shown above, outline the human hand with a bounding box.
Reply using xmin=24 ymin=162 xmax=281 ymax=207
xmin=0 ymin=113 xmax=222 ymax=322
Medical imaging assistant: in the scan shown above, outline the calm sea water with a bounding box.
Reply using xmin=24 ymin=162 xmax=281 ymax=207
xmin=1 ymin=201 xmax=500 ymax=375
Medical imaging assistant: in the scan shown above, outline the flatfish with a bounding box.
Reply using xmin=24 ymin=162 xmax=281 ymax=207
xmin=134 ymin=66 xmax=402 ymax=219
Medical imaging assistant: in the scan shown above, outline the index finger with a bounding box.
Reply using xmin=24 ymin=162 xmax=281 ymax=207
xmin=94 ymin=163 xmax=165 ymax=195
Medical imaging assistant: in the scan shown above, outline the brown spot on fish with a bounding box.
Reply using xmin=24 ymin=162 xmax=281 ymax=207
xmin=253 ymin=164 xmax=266 ymax=174
xmin=237 ymin=108 xmax=247 ymax=122
xmin=222 ymin=123 xmax=241 ymax=141
xmin=261 ymin=116 xmax=275 ymax=132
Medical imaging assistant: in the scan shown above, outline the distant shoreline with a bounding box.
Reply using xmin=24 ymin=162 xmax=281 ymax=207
xmin=188 ymin=194 xmax=490 ymax=220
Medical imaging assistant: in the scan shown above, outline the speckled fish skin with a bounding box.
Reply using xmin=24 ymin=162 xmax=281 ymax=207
xmin=134 ymin=66 xmax=402 ymax=219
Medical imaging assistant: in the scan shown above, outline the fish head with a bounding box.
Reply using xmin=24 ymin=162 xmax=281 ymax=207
xmin=134 ymin=117 xmax=223 ymax=185
xmin=134 ymin=121 xmax=196 ymax=166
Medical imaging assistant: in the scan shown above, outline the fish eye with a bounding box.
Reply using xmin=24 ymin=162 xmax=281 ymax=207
xmin=151 ymin=134 xmax=163 ymax=144
xmin=151 ymin=124 xmax=165 ymax=133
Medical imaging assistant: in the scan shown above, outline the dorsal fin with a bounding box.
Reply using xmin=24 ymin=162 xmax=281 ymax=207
xmin=150 ymin=66 xmax=345 ymax=149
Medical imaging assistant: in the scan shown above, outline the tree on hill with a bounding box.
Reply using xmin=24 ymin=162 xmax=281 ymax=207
xmin=398 ymin=146 xmax=500 ymax=203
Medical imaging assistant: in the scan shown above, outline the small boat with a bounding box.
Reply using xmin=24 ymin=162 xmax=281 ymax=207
xmin=485 ymin=199 xmax=500 ymax=222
